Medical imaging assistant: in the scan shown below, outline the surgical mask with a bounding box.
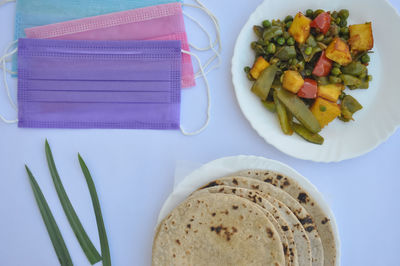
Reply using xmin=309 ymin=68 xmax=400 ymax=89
xmin=24 ymin=3 xmax=195 ymax=88
xmin=16 ymin=38 xmax=210 ymax=135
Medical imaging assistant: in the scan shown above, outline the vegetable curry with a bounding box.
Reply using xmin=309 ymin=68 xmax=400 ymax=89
xmin=245 ymin=9 xmax=374 ymax=144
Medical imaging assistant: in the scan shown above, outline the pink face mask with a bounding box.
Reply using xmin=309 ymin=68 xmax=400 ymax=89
xmin=24 ymin=3 xmax=195 ymax=88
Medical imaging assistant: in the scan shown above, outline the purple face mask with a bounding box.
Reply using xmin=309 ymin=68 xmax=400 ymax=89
xmin=17 ymin=38 xmax=182 ymax=129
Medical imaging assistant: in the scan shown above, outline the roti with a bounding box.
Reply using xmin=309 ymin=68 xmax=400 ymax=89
xmin=237 ymin=169 xmax=337 ymax=266
xmin=200 ymin=176 xmax=324 ymax=266
xmin=153 ymin=193 xmax=285 ymax=266
xmin=191 ymin=185 xmax=302 ymax=266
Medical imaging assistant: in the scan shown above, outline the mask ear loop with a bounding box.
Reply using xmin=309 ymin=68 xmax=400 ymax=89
xmin=0 ymin=44 xmax=18 ymax=123
xmin=181 ymin=2 xmax=221 ymax=78
xmin=182 ymin=11 xmax=221 ymax=79
xmin=180 ymin=50 xmax=211 ymax=136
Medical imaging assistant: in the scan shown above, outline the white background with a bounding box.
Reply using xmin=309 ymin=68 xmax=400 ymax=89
xmin=0 ymin=0 xmax=399 ymax=265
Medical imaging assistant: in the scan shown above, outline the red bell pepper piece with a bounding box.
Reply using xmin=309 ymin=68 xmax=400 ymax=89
xmin=310 ymin=12 xmax=331 ymax=34
xmin=312 ymin=51 xmax=332 ymax=77
xmin=297 ymin=79 xmax=318 ymax=99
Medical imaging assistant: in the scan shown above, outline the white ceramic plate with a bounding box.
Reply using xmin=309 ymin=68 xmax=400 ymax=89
xmin=157 ymin=155 xmax=340 ymax=264
xmin=231 ymin=0 xmax=400 ymax=162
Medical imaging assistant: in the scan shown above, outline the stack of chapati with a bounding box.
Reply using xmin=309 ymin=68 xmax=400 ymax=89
xmin=152 ymin=170 xmax=337 ymax=266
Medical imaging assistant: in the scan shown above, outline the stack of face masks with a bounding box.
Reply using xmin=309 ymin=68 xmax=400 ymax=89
xmin=0 ymin=0 xmax=220 ymax=135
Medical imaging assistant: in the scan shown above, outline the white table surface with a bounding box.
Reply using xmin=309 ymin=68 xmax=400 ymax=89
xmin=1 ymin=1 xmax=399 ymax=265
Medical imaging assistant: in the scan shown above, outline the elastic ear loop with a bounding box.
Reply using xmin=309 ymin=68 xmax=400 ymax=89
xmin=0 ymin=40 xmax=18 ymax=75
xmin=0 ymin=45 xmax=18 ymax=123
xmin=182 ymin=10 xmax=221 ymax=79
xmin=180 ymin=50 xmax=211 ymax=136
xmin=182 ymin=3 xmax=221 ymax=78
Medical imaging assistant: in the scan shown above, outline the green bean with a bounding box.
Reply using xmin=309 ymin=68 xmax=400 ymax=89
xmin=263 ymin=26 xmax=283 ymax=41
xmin=292 ymin=122 xmax=324 ymax=145
xmin=270 ymin=57 xmax=280 ymax=65
xmin=251 ymin=41 xmax=258 ymax=50
xmin=340 ymin=95 xmax=362 ymax=121
xmin=296 ymin=60 xmax=305 ymax=71
xmin=253 ymin=26 xmax=264 ymax=38
xmin=333 ymin=62 xmax=341 ymax=68
xmin=273 ymin=90 xmax=293 ymax=135
xmin=286 ymin=37 xmax=295 ymax=46
xmin=251 ymin=65 xmax=279 ymax=100
xmin=341 ymin=61 xmax=367 ymax=76
xmin=275 ymin=46 xmax=297 ymax=60
xmin=340 ymin=74 xmax=362 ymax=87
xmin=358 ymin=71 xmax=367 ymax=79
xmin=262 ymin=20 xmax=271 ymax=28
xmin=331 ymin=11 xmax=339 ymax=19
xmin=262 ymin=100 xmax=276 ymax=113
xmin=276 ymin=88 xmax=321 ymax=133
xmin=335 ymin=17 xmax=341 ymax=25
xmin=322 ymin=36 xmax=333 ymax=45
xmin=247 ymin=73 xmax=255 ymax=81
xmin=306 ymin=35 xmax=317 ymax=47
xmin=255 ymin=44 xmax=266 ymax=55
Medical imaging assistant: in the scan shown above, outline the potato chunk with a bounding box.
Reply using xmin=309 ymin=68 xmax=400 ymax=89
xmin=282 ymin=70 xmax=304 ymax=94
xmin=288 ymin=12 xmax=311 ymax=44
xmin=318 ymin=84 xmax=344 ymax=102
xmin=310 ymin=97 xmax=341 ymax=128
xmin=250 ymin=56 xmax=270 ymax=79
xmin=349 ymin=22 xmax=374 ymax=53
xmin=325 ymin=37 xmax=352 ymax=66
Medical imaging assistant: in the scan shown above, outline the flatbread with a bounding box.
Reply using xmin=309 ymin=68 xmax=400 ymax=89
xmin=200 ymin=176 xmax=324 ymax=266
xmin=153 ymin=193 xmax=285 ymax=266
xmin=237 ymin=170 xmax=337 ymax=266
xmin=191 ymin=185 xmax=301 ymax=266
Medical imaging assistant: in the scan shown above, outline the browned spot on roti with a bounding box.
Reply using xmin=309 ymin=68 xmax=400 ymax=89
xmin=175 ymin=239 xmax=181 ymax=245
xmin=281 ymin=225 xmax=289 ymax=231
xmin=321 ymin=217 xmax=330 ymax=224
xmin=297 ymin=192 xmax=309 ymax=204
xmin=232 ymin=205 xmax=239 ymax=210
xmin=264 ymin=178 xmax=273 ymax=183
xmin=232 ymin=178 xmax=238 ymax=185
xmin=266 ymin=228 xmax=274 ymax=238
xmin=201 ymin=181 xmax=219 ymax=189
xmin=277 ymin=175 xmax=283 ymax=180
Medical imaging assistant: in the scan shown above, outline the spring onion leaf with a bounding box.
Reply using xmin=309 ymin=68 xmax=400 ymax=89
xmin=25 ymin=165 xmax=73 ymax=266
xmin=45 ymin=140 xmax=102 ymax=265
xmin=78 ymin=153 xmax=111 ymax=266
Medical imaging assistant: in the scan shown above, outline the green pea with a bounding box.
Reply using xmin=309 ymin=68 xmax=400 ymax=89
xmin=286 ymin=21 xmax=293 ymax=29
xmin=284 ymin=15 xmax=293 ymax=23
xmin=333 ymin=62 xmax=341 ymax=68
xmin=306 ymin=9 xmax=314 ymax=17
xmin=361 ymin=54 xmax=370 ymax=64
xmin=286 ymin=37 xmax=295 ymax=46
xmin=331 ymin=11 xmax=339 ymax=19
xmin=267 ymin=43 xmax=276 ymax=54
xmin=335 ymin=17 xmax=341 ymax=25
xmin=320 ymin=105 xmax=327 ymax=112
xmin=340 ymin=27 xmax=349 ymax=35
xmin=316 ymin=34 xmax=324 ymax=42
xmin=272 ymin=19 xmax=281 ymax=26
xmin=290 ymin=58 xmax=298 ymax=66
xmin=313 ymin=9 xmax=324 ymax=18
xmin=304 ymin=46 xmax=313 ymax=55
xmin=339 ymin=9 xmax=349 ymax=19
xmin=262 ymin=20 xmax=271 ymax=28
xmin=339 ymin=19 xmax=347 ymax=27
xmin=305 ymin=69 xmax=312 ymax=76
xmin=331 ymin=67 xmax=341 ymax=76
xmin=244 ymin=66 xmax=251 ymax=73
xmin=277 ymin=37 xmax=285 ymax=45
xmin=368 ymin=75 xmax=373 ymax=82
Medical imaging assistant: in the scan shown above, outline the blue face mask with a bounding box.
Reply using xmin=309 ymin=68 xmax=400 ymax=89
xmin=11 ymin=0 xmax=182 ymax=74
